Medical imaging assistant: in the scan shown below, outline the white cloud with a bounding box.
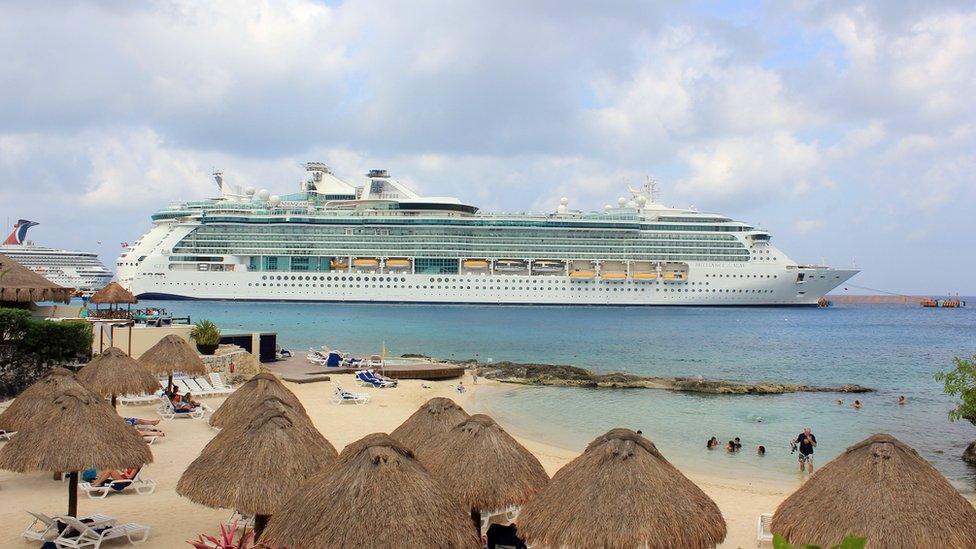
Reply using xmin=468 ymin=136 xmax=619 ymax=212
xmin=794 ymin=219 xmax=824 ymax=234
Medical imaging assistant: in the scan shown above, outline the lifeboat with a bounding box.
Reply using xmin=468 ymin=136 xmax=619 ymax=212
xmin=600 ymin=271 xmax=627 ymax=280
xmin=330 ymin=259 xmax=349 ymax=270
xmin=569 ymin=270 xmax=595 ymax=279
xmin=662 ymin=272 xmax=687 ymax=281
xmin=533 ymin=260 xmax=565 ymax=274
xmin=463 ymin=259 xmax=489 ymax=269
xmin=385 ymin=258 xmax=411 ymax=268
xmin=494 ymin=259 xmax=528 ymax=272
xmin=632 ymin=272 xmax=658 ymax=281
xmin=353 ymin=258 xmax=380 ymax=268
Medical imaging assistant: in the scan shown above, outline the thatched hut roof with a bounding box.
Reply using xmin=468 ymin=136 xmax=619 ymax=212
xmin=177 ymin=397 xmax=337 ymax=516
xmin=0 ymin=368 xmax=99 ymax=431
xmin=0 ymin=253 xmax=73 ymax=304
xmin=77 ymin=347 xmax=161 ymax=398
xmin=424 ymin=414 xmax=548 ymax=512
xmin=390 ymin=397 xmax=469 ymax=460
xmin=772 ymin=433 xmax=976 ymax=548
xmin=209 ymin=372 xmax=305 ymax=428
xmin=137 ymin=334 xmax=207 ymax=376
xmin=519 ymin=428 xmax=726 ymax=549
xmin=0 ymin=384 xmax=152 ymax=472
xmin=88 ymin=282 xmax=137 ymax=305
xmin=262 ymin=433 xmax=479 ymax=548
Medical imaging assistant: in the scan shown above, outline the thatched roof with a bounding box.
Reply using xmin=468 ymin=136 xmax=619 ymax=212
xmin=77 ymin=347 xmax=161 ymax=398
xmin=88 ymin=281 xmax=137 ymax=305
xmin=772 ymin=433 xmax=976 ymax=548
xmin=390 ymin=397 xmax=469 ymax=460
xmin=0 ymin=253 xmax=73 ymax=303
xmin=262 ymin=433 xmax=479 ymax=548
xmin=424 ymin=414 xmax=549 ymax=512
xmin=209 ymin=372 xmax=305 ymax=429
xmin=0 ymin=383 xmax=152 ymax=472
xmin=0 ymin=368 xmax=99 ymax=431
xmin=519 ymin=428 xmax=726 ymax=549
xmin=137 ymin=334 xmax=207 ymax=376
xmin=177 ymin=397 xmax=337 ymax=516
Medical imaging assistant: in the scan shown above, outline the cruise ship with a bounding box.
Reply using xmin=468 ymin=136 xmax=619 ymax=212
xmin=1 ymin=220 xmax=114 ymax=293
xmin=116 ymin=163 xmax=857 ymax=305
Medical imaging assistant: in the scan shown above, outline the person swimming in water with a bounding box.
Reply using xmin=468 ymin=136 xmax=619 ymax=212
xmin=757 ymin=445 xmax=766 ymax=456
xmin=898 ymin=395 xmax=907 ymax=405
xmin=852 ymin=399 xmax=863 ymax=409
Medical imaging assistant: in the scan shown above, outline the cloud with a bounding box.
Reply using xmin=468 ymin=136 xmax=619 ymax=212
xmin=794 ymin=219 xmax=824 ymax=234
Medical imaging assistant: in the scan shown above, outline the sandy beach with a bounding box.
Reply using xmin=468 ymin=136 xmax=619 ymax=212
xmin=0 ymin=372 xmax=963 ymax=548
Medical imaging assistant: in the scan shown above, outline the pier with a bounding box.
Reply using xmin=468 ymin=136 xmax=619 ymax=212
xmin=269 ymin=355 xmax=465 ymax=383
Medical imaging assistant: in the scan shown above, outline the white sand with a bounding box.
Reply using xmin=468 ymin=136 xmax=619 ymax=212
xmin=0 ymin=374 xmax=969 ymax=548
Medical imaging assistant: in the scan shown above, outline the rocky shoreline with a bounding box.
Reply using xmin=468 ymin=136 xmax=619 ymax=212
xmin=403 ymin=356 xmax=873 ymax=395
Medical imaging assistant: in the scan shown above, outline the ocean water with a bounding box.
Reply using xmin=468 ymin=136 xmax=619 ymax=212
xmin=140 ymin=299 xmax=976 ymax=490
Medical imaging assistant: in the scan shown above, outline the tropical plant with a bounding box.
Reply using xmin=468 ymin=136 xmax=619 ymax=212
xmin=190 ymin=319 xmax=222 ymax=346
xmin=935 ymin=355 xmax=976 ymax=424
xmin=187 ymin=519 xmax=286 ymax=549
xmin=773 ymin=533 xmax=867 ymax=549
xmin=0 ymin=307 xmax=93 ymax=397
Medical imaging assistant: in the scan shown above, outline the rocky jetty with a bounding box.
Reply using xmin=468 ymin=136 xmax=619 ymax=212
xmin=451 ymin=360 xmax=872 ymax=395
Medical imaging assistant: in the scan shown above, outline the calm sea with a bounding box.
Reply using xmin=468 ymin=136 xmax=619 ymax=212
xmin=140 ymin=299 xmax=976 ymax=491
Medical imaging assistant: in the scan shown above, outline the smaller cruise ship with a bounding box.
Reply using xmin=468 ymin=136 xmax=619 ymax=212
xmin=1 ymin=220 xmax=113 ymax=293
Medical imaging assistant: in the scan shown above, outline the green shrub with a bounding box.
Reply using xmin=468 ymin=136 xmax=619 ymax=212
xmin=773 ymin=534 xmax=867 ymax=549
xmin=22 ymin=320 xmax=94 ymax=363
xmin=0 ymin=308 xmax=31 ymax=341
xmin=190 ymin=319 xmax=221 ymax=346
xmin=935 ymin=355 xmax=976 ymax=425
xmin=0 ymin=307 xmax=94 ymax=397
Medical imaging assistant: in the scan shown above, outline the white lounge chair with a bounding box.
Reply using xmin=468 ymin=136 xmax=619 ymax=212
xmin=156 ymin=396 xmax=206 ymax=420
xmin=0 ymin=429 xmax=15 ymax=441
xmin=757 ymin=512 xmax=773 ymax=545
xmin=23 ymin=512 xmax=115 ymax=543
xmin=118 ymin=391 xmax=162 ymax=406
xmin=54 ymin=516 xmax=150 ymax=548
xmin=307 ymin=348 xmax=329 ymax=365
xmin=331 ymin=384 xmax=369 ymax=405
xmin=208 ymin=372 xmax=233 ymax=394
xmin=226 ymin=510 xmax=254 ymax=529
xmin=191 ymin=377 xmax=218 ymax=396
xmin=79 ymin=467 xmax=157 ymax=498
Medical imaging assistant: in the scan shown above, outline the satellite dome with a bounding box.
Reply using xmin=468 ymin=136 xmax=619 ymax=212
xmin=257 ymin=189 xmax=270 ymax=201
xmin=268 ymin=195 xmax=281 ymax=207
xmin=636 ymin=195 xmax=647 ymax=205
xmin=245 ymin=186 xmax=256 ymax=197
xmin=604 ymin=204 xmax=613 ymax=211
xmin=617 ymin=197 xmax=627 ymax=206
xmin=560 ymin=197 xmax=569 ymax=206
xmin=626 ymin=200 xmax=637 ymax=208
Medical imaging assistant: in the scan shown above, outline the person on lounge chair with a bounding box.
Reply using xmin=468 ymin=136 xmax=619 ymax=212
xmin=124 ymin=417 xmax=165 ymax=438
xmin=169 ymin=390 xmax=194 ymax=412
xmin=92 ymin=467 xmax=137 ymax=488
xmin=181 ymin=391 xmax=202 ymax=409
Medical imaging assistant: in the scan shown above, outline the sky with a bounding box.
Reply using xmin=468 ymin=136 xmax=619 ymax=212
xmin=0 ymin=0 xmax=974 ymax=295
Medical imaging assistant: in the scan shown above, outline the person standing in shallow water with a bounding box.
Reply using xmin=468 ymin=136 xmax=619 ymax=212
xmin=795 ymin=427 xmax=817 ymax=473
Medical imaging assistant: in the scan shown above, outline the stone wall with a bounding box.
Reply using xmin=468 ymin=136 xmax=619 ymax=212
xmin=202 ymin=345 xmax=265 ymax=383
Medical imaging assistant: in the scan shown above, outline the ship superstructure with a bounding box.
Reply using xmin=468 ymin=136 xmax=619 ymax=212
xmin=1 ymin=220 xmax=113 ymax=293
xmin=116 ymin=163 xmax=857 ymax=305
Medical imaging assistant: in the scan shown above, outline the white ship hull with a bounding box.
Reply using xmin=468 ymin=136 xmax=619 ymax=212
xmin=126 ymin=264 xmax=856 ymax=306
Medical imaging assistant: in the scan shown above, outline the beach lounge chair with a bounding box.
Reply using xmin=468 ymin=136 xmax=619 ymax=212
xmin=23 ymin=512 xmax=116 ymax=543
xmin=326 ymin=351 xmax=342 ymax=367
xmin=226 ymin=511 xmax=254 ymax=529
xmin=191 ymin=377 xmax=219 ymax=396
xmin=156 ymin=396 xmax=206 ymax=420
xmin=118 ymin=391 xmax=163 ymax=406
xmin=53 ymin=516 xmax=150 ymax=548
xmin=79 ymin=467 xmax=157 ymax=499
xmin=307 ymin=348 xmax=328 ymax=365
xmin=0 ymin=429 xmax=15 ymax=441
xmin=756 ymin=513 xmax=773 ymax=545
xmin=208 ymin=372 xmax=233 ymax=394
xmin=331 ymin=384 xmax=369 ymax=405
xmin=356 ymin=370 xmax=396 ymax=388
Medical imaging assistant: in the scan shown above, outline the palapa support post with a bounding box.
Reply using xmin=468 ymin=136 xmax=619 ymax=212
xmin=111 ymin=393 xmax=117 ymax=409
xmin=67 ymin=471 xmax=79 ymax=517
xmin=471 ymin=508 xmax=481 ymax=537
xmin=253 ymin=514 xmax=269 ymax=538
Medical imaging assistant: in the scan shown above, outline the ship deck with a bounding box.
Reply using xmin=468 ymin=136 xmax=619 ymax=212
xmin=268 ymin=355 xmax=465 ymax=383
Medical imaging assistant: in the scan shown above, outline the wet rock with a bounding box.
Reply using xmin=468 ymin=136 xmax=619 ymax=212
xmin=963 ymin=441 xmax=976 ymax=465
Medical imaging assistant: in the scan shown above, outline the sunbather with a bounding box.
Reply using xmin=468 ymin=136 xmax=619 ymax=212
xmin=124 ymin=417 xmax=160 ymax=427
xmin=92 ymin=467 xmax=137 ymax=487
xmin=169 ymin=390 xmax=194 ymax=412
xmin=181 ymin=391 xmax=202 ymax=408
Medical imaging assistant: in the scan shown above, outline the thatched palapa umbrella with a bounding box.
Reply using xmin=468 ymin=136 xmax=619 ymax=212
xmin=89 ymin=281 xmax=137 ymax=306
xmin=772 ymin=433 xmax=976 ymax=548
xmin=209 ymin=372 xmax=305 ymax=429
xmin=0 ymin=368 xmax=99 ymax=432
xmin=178 ymin=397 xmax=337 ymax=536
xmin=138 ymin=334 xmax=207 ymax=390
xmin=425 ymin=414 xmax=549 ymax=532
xmin=390 ymin=397 xmax=469 ymax=460
xmin=0 ymin=377 xmax=152 ymax=517
xmin=519 ymin=428 xmax=726 ymax=549
xmin=262 ymin=433 xmax=480 ymax=548
xmin=0 ymin=253 xmax=73 ymax=304
xmin=78 ymin=347 xmax=161 ymax=408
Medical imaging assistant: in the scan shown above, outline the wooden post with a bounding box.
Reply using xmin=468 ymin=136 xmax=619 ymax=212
xmin=253 ymin=514 xmax=269 ymax=538
xmin=471 ymin=508 xmax=481 ymax=537
xmin=67 ymin=471 xmax=79 ymax=517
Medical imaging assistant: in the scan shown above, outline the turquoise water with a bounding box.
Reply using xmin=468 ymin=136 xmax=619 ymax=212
xmin=141 ymin=300 xmax=976 ymax=490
